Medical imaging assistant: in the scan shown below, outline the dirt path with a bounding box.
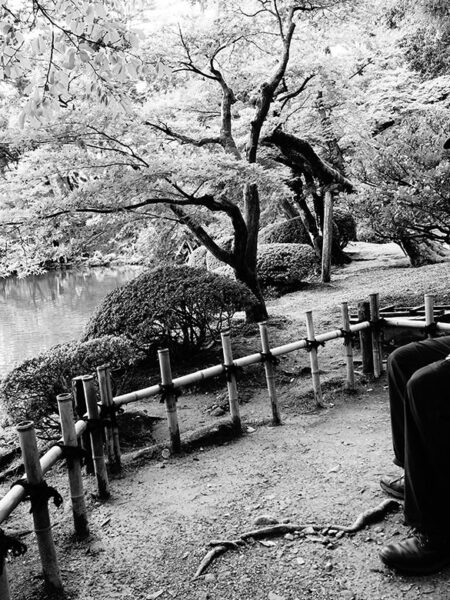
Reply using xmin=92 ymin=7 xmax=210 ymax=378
xmin=2 ymin=243 xmax=450 ymax=600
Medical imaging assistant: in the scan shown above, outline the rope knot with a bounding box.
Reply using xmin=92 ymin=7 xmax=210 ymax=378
xmin=260 ymin=351 xmax=280 ymax=366
xmin=304 ymin=339 xmax=325 ymax=352
xmin=11 ymin=479 xmax=63 ymax=512
xmin=340 ymin=329 xmax=356 ymax=347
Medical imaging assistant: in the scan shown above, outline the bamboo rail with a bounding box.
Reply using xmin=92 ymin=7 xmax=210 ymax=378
xmin=113 ymin=322 xmax=372 ymax=407
xmin=383 ymin=319 xmax=450 ymax=332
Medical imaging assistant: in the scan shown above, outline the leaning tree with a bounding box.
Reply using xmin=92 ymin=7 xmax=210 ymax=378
xmin=1 ymin=0 xmax=357 ymax=320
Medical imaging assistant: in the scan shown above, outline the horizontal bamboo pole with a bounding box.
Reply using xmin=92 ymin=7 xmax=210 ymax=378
xmin=0 ymin=420 xmax=87 ymax=526
xmin=384 ymin=318 xmax=450 ymax=332
xmin=113 ymin=322 xmax=373 ymax=407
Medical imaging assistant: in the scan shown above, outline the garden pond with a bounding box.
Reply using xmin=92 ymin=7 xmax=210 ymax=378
xmin=0 ymin=266 xmax=141 ymax=376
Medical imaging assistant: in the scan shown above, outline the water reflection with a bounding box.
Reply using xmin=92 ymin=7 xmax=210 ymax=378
xmin=0 ymin=267 xmax=142 ymax=376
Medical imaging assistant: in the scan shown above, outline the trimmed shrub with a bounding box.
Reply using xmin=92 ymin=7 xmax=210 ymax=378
xmin=333 ymin=209 xmax=357 ymax=249
xmin=0 ymin=335 xmax=142 ymax=426
xmin=257 ymin=243 xmax=318 ymax=293
xmin=82 ymin=265 xmax=255 ymax=357
xmin=259 ymin=217 xmax=310 ymax=245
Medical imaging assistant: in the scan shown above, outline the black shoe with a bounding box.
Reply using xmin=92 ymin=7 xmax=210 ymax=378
xmin=380 ymin=531 xmax=450 ymax=575
xmin=380 ymin=474 xmax=405 ymax=500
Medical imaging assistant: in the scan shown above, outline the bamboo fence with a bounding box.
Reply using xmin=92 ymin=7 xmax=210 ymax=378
xmin=0 ymin=293 xmax=449 ymax=598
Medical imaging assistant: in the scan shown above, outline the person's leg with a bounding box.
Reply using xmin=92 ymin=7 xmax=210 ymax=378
xmin=404 ymin=357 xmax=450 ymax=534
xmin=387 ymin=337 xmax=450 ymax=468
xmin=380 ymin=355 xmax=450 ymax=574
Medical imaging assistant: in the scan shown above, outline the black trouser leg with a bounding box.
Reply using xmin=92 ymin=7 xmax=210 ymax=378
xmin=387 ymin=337 xmax=450 ymax=468
xmin=404 ymin=357 xmax=450 ymax=535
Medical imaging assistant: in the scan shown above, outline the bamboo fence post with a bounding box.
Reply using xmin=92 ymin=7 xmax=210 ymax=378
xmin=57 ymin=393 xmax=89 ymax=538
xmin=0 ymin=561 xmax=10 ymax=600
xmin=321 ymin=189 xmax=333 ymax=283
xmin=221 ymin=330 xmax=242 ymax=433
xmin=358 ymin=301 xmax=374 ymax=376
xmin=259 ymin=322 xmax=281 ymax=425
xmin=341 ymin=302 xmax=355 ymax=391
xmin=72 ymin=376 xmax=94 ymax=475
xmin=17 ymin=421 xmax=63 ymax=593
xmin=305 ymin=311 xmax=324 ymax=407
xmin=97 ymin=365 xmax=121 ymax=473
xmin=369 ymin=293 xmax=383 ymax=378
xmin=82 ymin=375 xmax=110 ymax=500
xmin=424 ymin=294 xmax=435 ymax=338
xmin=158 ymin=349 xmax=181 ymax=454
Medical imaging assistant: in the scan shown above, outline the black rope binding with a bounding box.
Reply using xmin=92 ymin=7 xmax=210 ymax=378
xmin=52 ymin=442 xmax=87 ymax=464
xmin=98 ymin=403 xmax=124 ymax=422
xmin=158 ymin=383 xmax=181 ymax=404
xmin=340 ymin=329 xmax=356 ymax=347
xmin=11 ymin=479 xmax=63 ymax=513
xmin=424 ymin=322 xmax=438 ymax=337
xmin=369 ymin=318 xmax=387 ymax=334
xmin=304 ymin=338 xmax=325 ymax=352
xmin=0 ymin=529 xmax=27 ymax=574
xmin=260 ymin=351 xmax=280 ymax=366
xmin=222 ymin=363 xmax=242 ymax=382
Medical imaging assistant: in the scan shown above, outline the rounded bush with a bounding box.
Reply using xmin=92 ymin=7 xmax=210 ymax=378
xmin=259 ymin=217 xmax=310 ymax=245
xmin=0 ymin=336 xmax=141 ymax=426
xmin=82 ymin=265 xmax=255 ymax=357
xmin=257 ymin=243 xmax=318 ymax=292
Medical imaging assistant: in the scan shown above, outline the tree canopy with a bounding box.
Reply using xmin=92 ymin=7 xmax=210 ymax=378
xmin=1 ymin=0 xmax=449 ymax=315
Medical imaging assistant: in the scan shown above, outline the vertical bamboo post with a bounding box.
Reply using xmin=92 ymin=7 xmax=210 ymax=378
xmin=17 ymin=421 xmax=63 ymax=593
xmin=0 ymin=561 xmax=10 ymax=600
xmin=72 ymin=375 xmax=94 ymax=475
xmin=97 ymin=365 xmax=121 ymax=473
xmin=221 ymin=330 xmax=242 ymax=433
xmin=369 ymin=293 xmax=383 ymax=378
xmin=259 ymin=322 xmax=281 ymax=425
xmin=82 ymin=375 xmax=110 ymax=500
xmin=424 ymin=294 xmax=435 ymax=338
xmin=158 ymin=349 xmax=181 ymax=454
xmin=341 ymin=302 xmax=355 ymax=391
xmin=305 ymin=311 xmax=323 ymax=407
xmin=57 ymin=393 xmax=89 ymax=538
xmin=321 ymin=189 xmax=333 ymax=283
xmin=358 ymin=301 xmax=373 ymax=375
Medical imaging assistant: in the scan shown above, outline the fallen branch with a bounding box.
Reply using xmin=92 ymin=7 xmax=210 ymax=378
xmin=193 ymin=499 xmax=400 ymax=578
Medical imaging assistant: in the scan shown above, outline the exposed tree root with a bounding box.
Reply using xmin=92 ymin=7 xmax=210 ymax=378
xmin=193 ymin=499 xmax=400 ymax=579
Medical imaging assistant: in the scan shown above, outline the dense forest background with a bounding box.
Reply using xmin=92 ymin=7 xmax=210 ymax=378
xmin=0 ymin=0 xmax=449 ymax=318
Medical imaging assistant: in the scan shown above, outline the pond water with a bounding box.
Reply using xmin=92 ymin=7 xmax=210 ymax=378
xmin=0 ymin=267 xmax=142 ymax=376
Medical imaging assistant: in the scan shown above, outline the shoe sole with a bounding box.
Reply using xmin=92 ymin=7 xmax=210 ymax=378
xmin=380 ymin=480 xmax=405 ymax=500
xmin=380 ymin=553 xmax=450 ymax=575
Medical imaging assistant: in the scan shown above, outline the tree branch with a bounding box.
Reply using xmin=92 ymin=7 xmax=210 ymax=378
xmin=146 ymin=121 xmax=223 ymax=148
xmin=169 ymin=204 xmax=234 ymax=266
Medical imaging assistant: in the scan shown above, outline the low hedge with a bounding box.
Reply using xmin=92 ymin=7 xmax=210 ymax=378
xmin=82 ymin=265 xmax=255 ymax=357
xmin=257 ymin=243 xmax=318 ymax=292
xmin=259 ymin=211 xmax=357 ymax=249
xmin=0 ymin=335 xmax=142 ymax=427
xmin=259 ymin=217 xmax=311 ymax=245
